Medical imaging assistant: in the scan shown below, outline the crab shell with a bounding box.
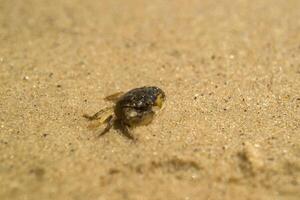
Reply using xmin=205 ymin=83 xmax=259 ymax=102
xmin=114 ymin=86 xmax=166 ymax=127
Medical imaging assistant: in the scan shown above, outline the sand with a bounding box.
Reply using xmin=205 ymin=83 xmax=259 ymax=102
xmin=0 ymin=0 xmax=300 ymax=199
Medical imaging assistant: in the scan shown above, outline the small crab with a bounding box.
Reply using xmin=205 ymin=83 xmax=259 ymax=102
xmin=83 ymin=86 xmax=166 ymax=139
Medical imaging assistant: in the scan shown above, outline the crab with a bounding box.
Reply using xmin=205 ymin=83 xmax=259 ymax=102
xmin=83 ymin=86 xmax=166 ymax=139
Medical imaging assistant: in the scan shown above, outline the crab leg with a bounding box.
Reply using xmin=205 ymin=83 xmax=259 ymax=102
xmin=97 ymin=115 xmax=115 ymax=137
xmin=104 ymin=92 xmax=124 ymax=102
xmin=83 ymin=107 xmax=114 ymax=121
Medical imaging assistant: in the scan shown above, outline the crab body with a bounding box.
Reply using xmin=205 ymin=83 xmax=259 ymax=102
xmin=83 ymin=86 xmax=166 ymax=139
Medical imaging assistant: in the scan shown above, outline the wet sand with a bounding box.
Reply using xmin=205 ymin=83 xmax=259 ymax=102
xmin=0 ymin=0 xmax=300 ymax=199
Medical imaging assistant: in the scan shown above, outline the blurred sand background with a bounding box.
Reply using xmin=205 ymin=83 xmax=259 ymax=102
xmin=0 ymin=0 xmax=300 ymax=199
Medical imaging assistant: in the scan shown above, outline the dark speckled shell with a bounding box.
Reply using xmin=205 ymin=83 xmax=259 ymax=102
xmin=114 ymin=86 xmax=165 ymax=126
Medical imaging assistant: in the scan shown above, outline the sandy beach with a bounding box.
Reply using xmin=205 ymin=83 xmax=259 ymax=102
xmin=0 ymin=0 xmax=299 ymax=199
